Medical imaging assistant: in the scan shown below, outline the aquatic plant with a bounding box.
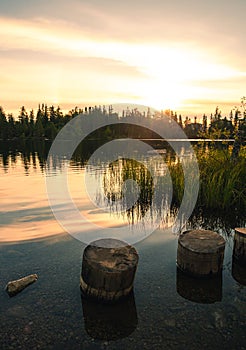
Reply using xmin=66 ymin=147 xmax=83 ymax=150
xmin=170 ymin=146 xmax=246 ymax=211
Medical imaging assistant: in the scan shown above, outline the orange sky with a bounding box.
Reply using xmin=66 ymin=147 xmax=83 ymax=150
xmin=0 ymin=0 xmax=246 ymax=117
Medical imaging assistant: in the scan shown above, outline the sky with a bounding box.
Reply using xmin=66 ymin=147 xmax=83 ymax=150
xmin=0 ymin=0 xmax=246 ymax=117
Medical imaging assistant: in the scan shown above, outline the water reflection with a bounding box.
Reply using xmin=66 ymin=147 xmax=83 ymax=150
xmin=0 ymin=140 xmax=245 ymax=243
xmin=101 ymin=159 xmax=155 ymax=225
xmin=231 ymin=229 xmax=246 ymax=285
xmin=0 ymin=140 xmax=103 ymax=175
xmin=81 ymin=292 xmax=138 ymax=340
xmin=231 ymin=258 xmax=246 ymax=286
xmin=0 ymin=140 xmax=50 ymax=174
xmin=176 ymin=267 xmax=223 ymax=304
xmin=183 ymin=209 xmax=246 ymax=238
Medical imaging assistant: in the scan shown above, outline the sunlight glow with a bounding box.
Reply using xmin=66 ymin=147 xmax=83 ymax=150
xmin=0 ymin=16 xmax=245 ymax=113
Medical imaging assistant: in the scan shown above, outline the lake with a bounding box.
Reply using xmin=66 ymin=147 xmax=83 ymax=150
xmin=0 ymin=139 xmax=245 ymax=350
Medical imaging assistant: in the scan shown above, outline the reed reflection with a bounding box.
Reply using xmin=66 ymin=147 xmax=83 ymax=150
xmin=93 ymin=157 xmax=173 ymax=227
xmin=0 ymin=140 xmax=245 ymax=243
xmin=103 ymin=159 xmax=154 ymax=224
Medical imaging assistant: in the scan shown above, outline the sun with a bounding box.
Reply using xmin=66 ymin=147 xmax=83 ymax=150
xmin=137 ymin=79 xmax=186 ymax=111
xmin=140 ymin=82 xmax=182 ymax=110
xmin=130 ymin=45 xmax=241 ymax=112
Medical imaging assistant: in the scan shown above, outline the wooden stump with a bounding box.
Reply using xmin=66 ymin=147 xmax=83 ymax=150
xmin=81 ymin=291 xmax=138 ymax=340
xmin=233 ymin=228 xmax=246 ymax=266
xmin=232 ymin=257 xmax=246 ymax=286
xmin=80 ymin=238 xmax=139 ymax=302
xmin=177 ymin=229 xmax=225 ymax=277
xmin=176 ymin=267 xmax=222 ymax=303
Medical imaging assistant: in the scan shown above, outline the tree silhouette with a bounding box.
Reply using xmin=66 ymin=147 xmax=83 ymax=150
xmin=0 ymin=102 xmax=245 ymax=142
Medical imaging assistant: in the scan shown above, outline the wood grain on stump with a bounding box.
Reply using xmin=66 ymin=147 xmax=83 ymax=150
xmin=81 ymin=238 xmax=139 ymax=302
xmin=177 ymin=229 xmax=225 ymax=277
xmin=233 ymin=228 xmax=246 ymax=266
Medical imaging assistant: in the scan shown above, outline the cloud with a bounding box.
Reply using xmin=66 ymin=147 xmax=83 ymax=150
xmin=1 ymin=0 xmax=246 ymax=47
xmin=1 ymin=15 xmax=244 ymax=80
xmin=0 ymin=0 xmax=245 ymax=114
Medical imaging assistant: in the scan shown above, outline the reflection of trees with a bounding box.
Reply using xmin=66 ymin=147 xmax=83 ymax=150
xmin=0 ymin=140 xmax=51 ymax=175
xmin=1 ymin=140 xmax=245 ymax=233
xmin=71 ymin=140 xmax=106 ymax=168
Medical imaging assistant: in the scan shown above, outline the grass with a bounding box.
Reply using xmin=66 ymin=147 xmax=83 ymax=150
xmin=170 ymin=145 xmax=246 ymax=211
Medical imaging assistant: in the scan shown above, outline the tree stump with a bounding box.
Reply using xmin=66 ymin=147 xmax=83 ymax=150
xmin=177 ymin=229 xmax=225 ymax=277
xmin=232 ymin=257 xmax=246 ymax=286
xmin=80 ymin=238 xmax=139 ymax=302
xmin=176 ymin=267 xmax=222 ymax=303
xmin=233 ymin=228 xmax=246 ymax=266
xmin=81 ymin=291 xmax=138 ymax=340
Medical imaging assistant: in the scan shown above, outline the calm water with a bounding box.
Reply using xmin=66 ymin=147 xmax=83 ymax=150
xmin=0 ymin=140 xmax=245 ymax=350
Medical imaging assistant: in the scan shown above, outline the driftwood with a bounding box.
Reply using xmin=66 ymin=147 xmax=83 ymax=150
xmin=6 ymin=274 xmax=38 ymax=297
xmin=80 ymin=238 xmax=139 ymax=302
xmin=177 ymin=229 xmax=225 ymax=277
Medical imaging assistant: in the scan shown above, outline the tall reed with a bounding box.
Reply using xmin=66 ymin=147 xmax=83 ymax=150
xmin=170 ymin=145 xmax=246 ymax=211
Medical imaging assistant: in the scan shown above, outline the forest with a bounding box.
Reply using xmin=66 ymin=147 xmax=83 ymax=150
xmin=0 ymin=102 xmax=245 ymax=142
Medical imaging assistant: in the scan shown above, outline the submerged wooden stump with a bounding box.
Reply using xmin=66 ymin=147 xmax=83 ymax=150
xmin=176 ymin=267 xmax=222 ymax=303
xmin=80 ymin=238 xmax=139 ymax=302
xmin=233 ymin=228 xmax=246 ymax=266
xmin=177 ymin=229 xmax=225 ymax=277
xmin=232 ymin=257 xmax=246 ymax=286
xmin=81 ymin=291 xmax=138 ymax=340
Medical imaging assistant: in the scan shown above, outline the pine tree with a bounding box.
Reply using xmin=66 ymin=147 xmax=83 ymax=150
xmin=178 ymin=114 xmax=183 ymax=128
xmin=0 ymin=106 xmax=8 ymax=139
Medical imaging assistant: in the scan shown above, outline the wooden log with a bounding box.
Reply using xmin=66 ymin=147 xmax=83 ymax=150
xmin=233 ymin=228 xmax=246 ymax=266
xmin=5 ymin=274 xmax=38 ymax=297
xmin=176 ymin=267 xmax=222 ymax=303
xmin=81 ymin=291 xmax=138 ymax=340
xmin=80 ymin=238 xmax=139 ymax=302
xmin=177 ymin=229 xmax=225 ymax=277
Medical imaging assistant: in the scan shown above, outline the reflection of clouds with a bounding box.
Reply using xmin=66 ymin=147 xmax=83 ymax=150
xmin=138 ymin=228 xmax=175 ymax=246
xmin=0 ymin=159 xmax=132 ymax=243
xmin=0 ymin=162 xmax=62 ymax=242
xmin=0 ymin=146 xmax=243 ymax=244
xmin=87 ymin=209 xmax=108 ymax=215
xmin=0 ymin=206 xmax=53 ymax=225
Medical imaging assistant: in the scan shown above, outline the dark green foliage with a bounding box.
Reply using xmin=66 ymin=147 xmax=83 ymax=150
xmin=0 ymin=107 xmax=8 ymax=140
xmin=0 ymin=103 xmax=245 ymax=144
xmin=170 ymin=146 xmax=246 ymax=211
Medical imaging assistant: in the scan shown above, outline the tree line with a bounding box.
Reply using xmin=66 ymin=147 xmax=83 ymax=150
xmin=0 ymin=102 xmax=245 ymax=141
